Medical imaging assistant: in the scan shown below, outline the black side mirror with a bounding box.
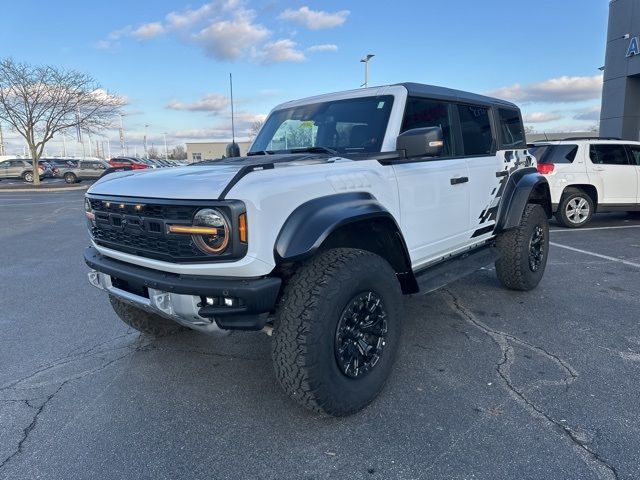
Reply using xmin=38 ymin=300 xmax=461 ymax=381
xmin=397 ymin=126 xmax=444 ymax=158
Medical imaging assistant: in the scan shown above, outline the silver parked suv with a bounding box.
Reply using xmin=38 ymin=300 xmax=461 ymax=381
xmin=0 ymin=159 xmax=44 ymax=183
xmin=529 ymin=137 xmax=640 ymax=227
xmin=60 ymin=159 xmax=111 ymax=184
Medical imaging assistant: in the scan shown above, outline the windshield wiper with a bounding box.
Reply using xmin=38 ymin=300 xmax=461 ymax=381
xmin=290 ymin=146 xmax=338 ymax=155
xmin=247 ymin=150 xmax=275 ymax=156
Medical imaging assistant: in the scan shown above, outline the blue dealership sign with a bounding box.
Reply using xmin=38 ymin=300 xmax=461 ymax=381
xmin=627 ymin=36 xmax=640 ymax=57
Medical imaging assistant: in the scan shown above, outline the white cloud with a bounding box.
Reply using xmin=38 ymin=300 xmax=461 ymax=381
xmin=258 ymin=39 xmax=305 ymax=64
xmin=279 ymin=6 xmax=349 ymax=30
xmin=573 ymin=105 xmax=601 ymax=121
xmin=487 ymin=75 xmax=603 ymax=103
xmin=307 ymin=44 xmax=338 ymax=53
xmin=173 ymin=112 xmax=267 ymax=140
xmin=132 ymin=22 xmax=165 ymax=39
xmin=167 ymin=93 xmax=230 ymax=113
xmin=523 ymin=112 xmax=563 ymax=123
xmin=195 ymin=9 xmax=269 ymax=60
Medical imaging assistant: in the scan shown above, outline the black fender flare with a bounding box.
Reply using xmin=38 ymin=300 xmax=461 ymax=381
xmin=274 ymin=192 xmax=409 ymax=265
xmin=495 ymin=167 xmax=551 ymax=231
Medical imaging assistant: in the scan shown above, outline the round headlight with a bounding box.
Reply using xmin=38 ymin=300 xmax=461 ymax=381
xmin=192 ymin=208 xmax=229 ymax=254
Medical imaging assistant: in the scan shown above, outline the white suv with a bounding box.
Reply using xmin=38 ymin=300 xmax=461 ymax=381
xmin=529 ymin=138 xmax=640 ymax=227
xmin=84 ymin=83 xmax=551 ymax=416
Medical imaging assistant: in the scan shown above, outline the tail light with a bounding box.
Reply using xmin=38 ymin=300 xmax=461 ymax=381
xmin=537 ymin=163 xmax=555 ymax=175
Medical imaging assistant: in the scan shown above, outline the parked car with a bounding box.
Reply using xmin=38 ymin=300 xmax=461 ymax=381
xmin=85 ymin=82 xmax=551 ymax=416
xmin=60 ymin=159 xmax=111 ymax=183
xmin=108 ymin=157 xmax=148 ymax=170
xmin=38 ymin=160 xmax=57 ymax=178
xmin=0 ymin=159 xmax=44 ymax=182
xmin=529 ymin=137 xmax=640 ymax=227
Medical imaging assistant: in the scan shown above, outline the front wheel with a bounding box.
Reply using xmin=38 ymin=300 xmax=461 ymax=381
xmin=109 ymin=296 xmax=185 ymax=336
xmin=23 ymin=171 xmax=34 ymax=183
xmin=64 ymin=172 xmax=77 ymax=184
xmin=495 ymin=204 xmax=549 ymax=291
xmin=272 ymin=248 xmax=402 ymax=416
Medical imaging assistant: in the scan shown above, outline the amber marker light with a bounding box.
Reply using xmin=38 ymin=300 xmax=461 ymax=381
xmin=168 ymin=225 xmax=220 ymax=235
xmin=238 ymin=213 xmax=248 ymax=243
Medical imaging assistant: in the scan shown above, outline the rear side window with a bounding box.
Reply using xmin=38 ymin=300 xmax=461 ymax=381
xmin=401 ymin=97 xmax=453 ymax=156
xmin=589 ymin=145 xmax=630 ymax=165
xmin=457 ymin=104 xmax=493 ymax=156
xmin=498 ymin=108 xmax=525 ymax=148
xmin=529 ymin=144 xmax=578 ymax=164
xmin=626 ymin=145 xmax=640 ymax=165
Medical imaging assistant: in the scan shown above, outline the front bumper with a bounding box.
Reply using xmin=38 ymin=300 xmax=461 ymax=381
xmin=84 ymin=247 xmax=281 ymax=331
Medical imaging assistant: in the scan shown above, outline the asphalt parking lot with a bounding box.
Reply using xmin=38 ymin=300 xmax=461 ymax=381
xmin=1 ymin=190 xmax=639 ymax=480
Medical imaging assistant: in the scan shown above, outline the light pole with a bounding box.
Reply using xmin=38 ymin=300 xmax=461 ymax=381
xmin=360 ymin=54 xmax=375 ymax=88
xmin=119 ymin=114 xmax=125 ymax=155
xmin=144 ymin=124 xmax=149 ymax=159
xmin=163 ymin=132 xmax=168 ymax=160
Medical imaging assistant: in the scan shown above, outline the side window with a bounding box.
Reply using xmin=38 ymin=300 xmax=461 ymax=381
xmin=529 ymin=144 xmax=578 ymax=164
xmin=401 ymin=97 xmax=452 ymax=156
xmin=589 ymin=145 xmax=630 ymax=165
xmin=498 ymin=108 xmax=525 ymax=148
xmin=626 ymin=145 xmax=640 ymax=166
xmin=457 ymin=104 xmax=493 ymax=156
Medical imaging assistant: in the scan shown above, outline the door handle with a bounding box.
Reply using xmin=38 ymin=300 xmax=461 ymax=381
xmin=450 ymin=176 xmax=469 ymax=185
xmin=593 ymin=166 xmax=605 ymax=171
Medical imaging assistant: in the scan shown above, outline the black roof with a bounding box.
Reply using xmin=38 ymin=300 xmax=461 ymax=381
xmin=397 ymin=82 xmax=519 ymax=109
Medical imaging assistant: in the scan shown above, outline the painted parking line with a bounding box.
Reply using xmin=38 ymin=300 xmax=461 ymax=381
xmin=0 ymin=200 xmax=82 ymax=207
xmin=550 ymin=225 xmax=640 ymax=233
xmin=550 ymin=242 xmax=640 ymax=269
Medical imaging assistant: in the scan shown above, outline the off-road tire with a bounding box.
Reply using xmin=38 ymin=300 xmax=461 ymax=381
xmin=23 ymin=171 xmax=34 ymax=183
xmin=555 ymin=188 xmax=594 ymax=228
xmin=272 ymin=248 xmax=402 ymax=416
xmin=64 ymin=172 xmax=77 ymax=184
xmin=495 ymin=204 xmax=549 ymax=291
xmin=109 ymin=295 xmax=185 ymax=336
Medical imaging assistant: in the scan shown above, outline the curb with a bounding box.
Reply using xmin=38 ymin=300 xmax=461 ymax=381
xmin=0 ymin=185 xmax=89 ymax=193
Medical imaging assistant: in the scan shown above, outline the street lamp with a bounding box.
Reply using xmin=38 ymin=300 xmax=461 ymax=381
xmin=144 ymin=124 xmax=149 ymax=159
xmin=163 ymin=132 xmax=168 ymax=160
xmin=119 ymin=114 xmax=126 ymax=155
xmin=360 ymin=54 xmax=375 ymax=88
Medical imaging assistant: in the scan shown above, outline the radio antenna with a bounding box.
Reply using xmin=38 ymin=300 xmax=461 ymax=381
xmin=230 ymin=73 xmax=236 ymax=145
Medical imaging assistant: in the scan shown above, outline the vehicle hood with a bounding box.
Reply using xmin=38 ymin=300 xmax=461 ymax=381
xmin=87 ymin=153 xmax=343 ymax=200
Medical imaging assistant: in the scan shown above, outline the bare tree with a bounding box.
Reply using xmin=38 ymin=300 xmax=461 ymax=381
xmin=0 ymin=58 xmax=124 ymax=185
xmin=168 ymin=145 xmax=187 ymax=160
xmin=249 ymin=120 xmax=263 ymax=141
xmin=147 ymin=146 xmax=161 ymax=159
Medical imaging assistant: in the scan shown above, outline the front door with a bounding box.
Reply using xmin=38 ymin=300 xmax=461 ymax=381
xmin=588 ymin=144 xmax=637 ymax=204
xmin=393 ymin=97 xmax=470 ymax=267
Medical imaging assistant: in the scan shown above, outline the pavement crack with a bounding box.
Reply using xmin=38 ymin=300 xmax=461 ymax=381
xmin=442 ymin=289 xmax=618 ymax=480
xmin=0 ymin=380 xmax=69 ymax=471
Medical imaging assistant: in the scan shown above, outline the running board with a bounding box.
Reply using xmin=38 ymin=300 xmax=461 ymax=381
xmin=414 ymin=244 xmax=500 ymax=295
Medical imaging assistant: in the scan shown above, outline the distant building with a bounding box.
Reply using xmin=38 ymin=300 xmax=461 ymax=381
xmin=185 ymin=141 xmax=252 ymax=163
xmin=600 ymin=0 xmax=640 ymax=139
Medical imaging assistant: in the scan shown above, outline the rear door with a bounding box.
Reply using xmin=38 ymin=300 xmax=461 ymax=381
xmin=392 ymin=97 xmax=470 ymax=266
xmin=625 ymin=145 xmax=640 ymax=204
xmin=588 ymin=144 xmax=637 ymax=205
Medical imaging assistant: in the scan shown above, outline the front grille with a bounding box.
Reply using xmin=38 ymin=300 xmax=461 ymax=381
xmin=89 ymin=198 xmax=207 ymax=262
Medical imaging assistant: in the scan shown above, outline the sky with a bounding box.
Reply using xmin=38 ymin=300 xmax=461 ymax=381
xmin=0 ymin=0 xmax=610 ymax=157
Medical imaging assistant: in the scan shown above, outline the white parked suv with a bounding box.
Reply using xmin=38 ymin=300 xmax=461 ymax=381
xmin=84 ymin=83 xmax=552 ymax=416
xmin=529 ymin=138 xmax=640 ymax=227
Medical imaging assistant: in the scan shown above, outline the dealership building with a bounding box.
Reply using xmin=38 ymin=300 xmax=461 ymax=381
xmin=600 ymin=0 xmax=640 ymax=140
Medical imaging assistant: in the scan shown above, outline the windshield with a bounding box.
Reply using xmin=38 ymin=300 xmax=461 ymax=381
xmin=250 ymin=95 xmax=394 ymax=155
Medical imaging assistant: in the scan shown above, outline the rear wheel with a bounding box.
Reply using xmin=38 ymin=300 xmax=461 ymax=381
xmin=272 ymin=248 xmax=402 ymax=416
xmin=555 ymin=188 xmax=594 ymax=228
xmin=495 ymin=204 xmax=549 ymax=291
xmin=109 ymin=296 xmax=185 ymax=336
xmin=22 ymin=171 xmax=34 ymax=183
xmin=64 ymin=172 xmax=77 ymax=184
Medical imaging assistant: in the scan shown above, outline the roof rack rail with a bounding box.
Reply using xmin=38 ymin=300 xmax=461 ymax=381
xmin=560 ymin=136 xmax=621 ymax=141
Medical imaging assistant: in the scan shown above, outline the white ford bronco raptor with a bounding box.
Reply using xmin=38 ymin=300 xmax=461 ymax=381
xmin=84 ymin=83 xmax=551 ymax=416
